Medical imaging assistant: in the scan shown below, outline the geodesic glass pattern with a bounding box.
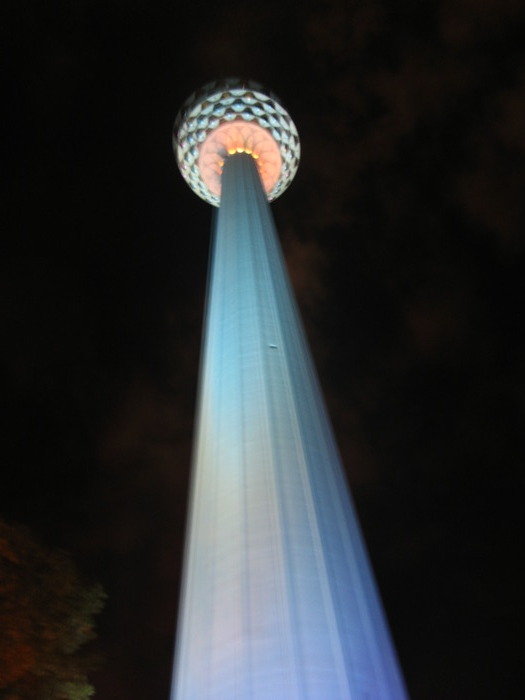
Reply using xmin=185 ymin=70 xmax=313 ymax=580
xmin=173 ymin=79 xmax=300 ymax=206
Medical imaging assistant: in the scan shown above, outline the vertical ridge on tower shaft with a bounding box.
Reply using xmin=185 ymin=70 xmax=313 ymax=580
xmin=171 ymin=153 xmax=408 ymax=699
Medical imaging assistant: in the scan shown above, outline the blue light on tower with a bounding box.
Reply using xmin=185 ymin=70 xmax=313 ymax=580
xmin=171 ymin=79 xmax=408 ymax=699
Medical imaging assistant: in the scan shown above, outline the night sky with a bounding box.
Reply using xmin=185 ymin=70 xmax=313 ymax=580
xmin=2 ymin=1 xmax=524 ymax=698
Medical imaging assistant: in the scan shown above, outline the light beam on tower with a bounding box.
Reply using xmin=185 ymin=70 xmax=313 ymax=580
xmin=171 ymin=79 xmax=408 ymax=699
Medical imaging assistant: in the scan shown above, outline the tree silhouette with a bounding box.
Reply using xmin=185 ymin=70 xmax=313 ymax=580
xmin=0 ymin=520 xmax=105 ymax=699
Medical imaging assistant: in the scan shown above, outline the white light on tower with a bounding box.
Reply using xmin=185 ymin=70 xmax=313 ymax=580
xmin=171 ymin=78 xmax=408 ymax=699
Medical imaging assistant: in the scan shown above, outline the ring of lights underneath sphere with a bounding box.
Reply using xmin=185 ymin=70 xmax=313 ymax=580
xmin=174 ymin=79 xmax=300 ymax=206
xmin=198 ymin=121 xmax=282 ymax=199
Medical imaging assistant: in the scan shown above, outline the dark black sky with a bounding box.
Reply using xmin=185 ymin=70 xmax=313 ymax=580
xmin=2 ymin=1 xmax=524 ymax=698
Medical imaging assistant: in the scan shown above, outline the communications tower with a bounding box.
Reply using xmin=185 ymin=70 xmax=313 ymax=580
xmin=171 ymin=79 xmax=408 ymax=699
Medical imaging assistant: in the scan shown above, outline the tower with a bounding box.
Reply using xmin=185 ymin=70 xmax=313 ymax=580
xmin=171 ymin=79 xmax=408 ymax=699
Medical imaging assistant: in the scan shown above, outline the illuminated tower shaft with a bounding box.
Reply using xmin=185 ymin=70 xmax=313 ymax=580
xmin=172 ymin=152 xmax=407 ymax=698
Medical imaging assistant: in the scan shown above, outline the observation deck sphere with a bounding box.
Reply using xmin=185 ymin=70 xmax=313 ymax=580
xmin=174 ymin=78 xmax=300 ymax=206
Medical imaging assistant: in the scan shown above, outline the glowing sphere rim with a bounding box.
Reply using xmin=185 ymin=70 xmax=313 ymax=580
xmin=174 ymin=79 xmax=300 ymax=206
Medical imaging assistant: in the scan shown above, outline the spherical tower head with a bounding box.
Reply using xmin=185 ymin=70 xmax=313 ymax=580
xmin=174 ymin=79 xmax=300 ymax=207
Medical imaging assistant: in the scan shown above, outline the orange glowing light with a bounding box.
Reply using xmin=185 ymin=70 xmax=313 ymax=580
xmin=198 ymin=120 xmax=282 ymax=198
